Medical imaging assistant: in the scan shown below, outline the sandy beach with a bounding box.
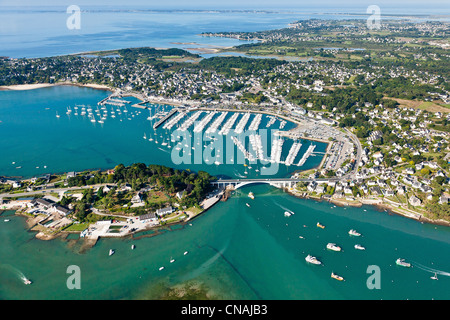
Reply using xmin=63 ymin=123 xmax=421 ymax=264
xmin=0 ymin=82 xmax=112 ymax=92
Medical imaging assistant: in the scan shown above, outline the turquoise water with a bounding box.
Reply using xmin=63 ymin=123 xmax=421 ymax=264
xmin=2 ymin=6 xmax=448 ymax=59
xmin=0 ymin=85 xmax=326 ymax=179
xmin=1 ymin=184 xmax=449 ymax=300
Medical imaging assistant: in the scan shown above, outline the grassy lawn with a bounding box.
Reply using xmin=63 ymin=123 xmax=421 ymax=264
xmin=147 ymin=190 xmax=169 ymax=204
xmin=63 ymin=223 xmax=90 ymax=232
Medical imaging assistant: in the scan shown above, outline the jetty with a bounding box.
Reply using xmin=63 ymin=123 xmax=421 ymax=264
xmin=163 ymin=110 xmax=187 ymax=130
xmin=234 ymin=112 xmax=251 ymax=134
xmin=206 ymin=112 xmax=228 ymax=134
xmin=153 ymin=108 xmax=178 ymax=129
xmin=249 ymin=134 xmax=266 ymax=162
xmin=298 ymin=144 xmax=316 ymax=166
xmin=270 ymin=138 xmax=284 ymax=164
xmin=179 ymin=111 xmax=203 ymax=132
xmin=248 ymin=113 xmax=262 ymax=131
xmin=231 ymin=136 xmax=256 ymax=162
xmin=219 ymin=112 xmax=239 ymax=135
xmin=285 ymin=142 xmax=302 ymax=166
xmin=193 ymin=111 xmax=217 ymax=133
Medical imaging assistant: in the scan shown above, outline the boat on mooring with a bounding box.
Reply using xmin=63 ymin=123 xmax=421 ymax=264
xmin=317 ymin=222 xmax=325 ymax=229
xmin=331 ymin=272 xmax=344 ymax=281
xmin=348 ymin=229 xmax=361 ymax=236
xmin=354 ymin=244 xmax=365 ymax=250
xmin=109 ymin=249 xmax=115 ymax=256
xmin=305 ymin=255 xmax=322 ymax=265
xmin=326 ymin=243 xmax=342 ymax=252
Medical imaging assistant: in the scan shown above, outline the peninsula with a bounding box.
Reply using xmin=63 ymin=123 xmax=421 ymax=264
xmin=0 ymin=18 xmax=449 ymax=229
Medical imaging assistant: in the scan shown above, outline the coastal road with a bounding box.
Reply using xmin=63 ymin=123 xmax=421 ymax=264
xmin=0 ymin=183 xmax=117 ymax=199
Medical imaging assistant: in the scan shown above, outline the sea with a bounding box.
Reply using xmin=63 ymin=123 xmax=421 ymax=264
xmin=0 ymin=85 xmax=326 ymax=179
xmin=1 ymin=184 xmax=450 ymax=300
xmin=0 ymin=5 xmax=450 ymax=300
xmin=0 ymin=5 xmax=449 ymax=58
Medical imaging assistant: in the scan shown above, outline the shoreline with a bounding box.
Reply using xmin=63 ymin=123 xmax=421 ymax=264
xmin=0 ymin=82 xmax=113 ymax=92
xmin=285 ymin=188 xmax=450 ymax=227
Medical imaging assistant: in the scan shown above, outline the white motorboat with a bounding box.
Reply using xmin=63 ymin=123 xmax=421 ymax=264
xmin=354 ymin=244 xmax=365 ymax=250
xmin=348 ymin=229 xmax=361 ymax=236
xmin=109 ymin=249 xmax=115 ymax=256
xmin=305 ymin=255 xmax=322 ymax=265
xmin=326 ymin=243 xmax=342 ymax=252
xmin=396 ymin=258 xmax=411 ymax=267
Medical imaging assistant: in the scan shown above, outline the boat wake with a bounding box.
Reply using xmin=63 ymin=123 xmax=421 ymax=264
xmin=0 ymin=264 xmax=29 ymax=283
xmin=273 ymin=201 xmax=295 ymax=215
xmin=233 ymin=170 xmax=247 ymax=178
xmin=411 ymin=261 xmax=450 ymax=277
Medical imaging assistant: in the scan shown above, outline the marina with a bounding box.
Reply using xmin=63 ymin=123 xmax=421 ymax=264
xmin=234 ymin=112 xmax=251 ymax=134
xmin=248 ymin=113 xmax=262 ymax=131
xmin=178 ymin=111 xmax=203 ymax=132
xmin=205 ymin=111 xmax=228 ymax=134
xmin=249 ymin=134 xmax=266 ymax=162
xmin=193 ymin=111 xmax=217 ymax=133
xmin=284 ymin=142 xmax=302 ymax=166
xmin=231 ymin=136 xmax=256 ymax=163
xmin=298 ymin=144 xmax=316 ymax=167
xmin=270 ymin=138 xmax=284 ymax=164
xmin=218 ymin=112 xmax=239 ymax=135
xmin=153 ymin=108 xmax=178 ymax=129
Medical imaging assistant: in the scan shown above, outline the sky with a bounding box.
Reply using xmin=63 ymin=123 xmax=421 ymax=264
xmin=0 ymin=0 xmax=448 ymax=10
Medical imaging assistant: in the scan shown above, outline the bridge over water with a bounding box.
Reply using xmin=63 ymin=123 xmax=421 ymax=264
xmin=211 ymin=177 xmax=340 ymax=190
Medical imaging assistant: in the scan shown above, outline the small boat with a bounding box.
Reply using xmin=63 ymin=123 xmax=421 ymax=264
xmin=348 ymin=229 xmax=361 ymax=236
xmin=170 ymin=258 xmax=175 ymax=263
xmin=246 ymin=203 xmax=251 ymax=208
xmin=354 ymin=244 xmax=365 ymax=250
xmin=23 ymin=278 xmax=32 ymax=285
xmin=430 ymin=273 xmax=438 ymax=280
xmin=305 ymin=255 xmax=322 ymax=265
xmin=184 ymin=251 xmax=188 ymax=255
xmin=248 ymin=192 xmax=255 ymax=200
xmin=4 ymin=219 xmax=10 ymax=222
xmin=396 ymin=258 xmax=411 ymax=267
xmin=317 ymin=222 xmax=325 ymax=229
xmin=299 ymin=236 xmax=304 ymax=239
xmin=131 ymin=245 xmax=135 ymax=250
xmin=326 ymin=243 xmax=342 ymax=252
xmin=331 ymin=272 xmax=344 ymax=281
xmin=284 ymin=211 xmax=292 ymax=217
xmin=109 ymin=249 xmax=115 ymax=256
xmin=159 ymin=266 xmax=165 ymax=271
